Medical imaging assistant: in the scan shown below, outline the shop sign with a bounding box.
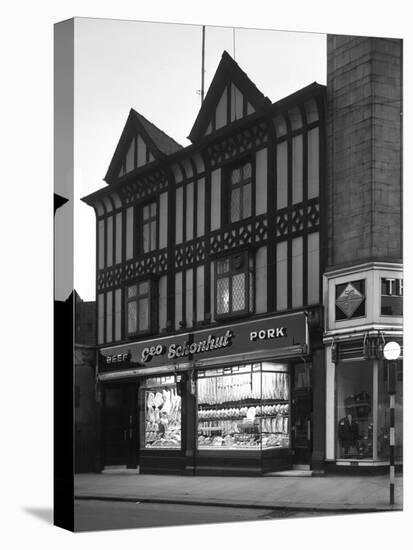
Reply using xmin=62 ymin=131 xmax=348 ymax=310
xmin=141 ymin=330 xmax=233 ymax=363
xmin=98 ymin=312 xmax=307 ymax=372
xmin=105 ymin=352 xmax=131 ymax=364
xmin=336 ymin=282 xmax=365 ymax=319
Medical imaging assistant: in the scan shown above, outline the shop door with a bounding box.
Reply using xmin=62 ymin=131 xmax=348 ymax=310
xmin=102 ymin=384 xmax=138 ymax=467
xmin=291 ymin=364 xmax=313 ymax=465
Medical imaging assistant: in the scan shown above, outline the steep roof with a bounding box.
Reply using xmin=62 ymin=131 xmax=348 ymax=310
xmin=131 ymin=110 xmax=183 ymax=156
xmin=104 ymin=109 xmax=183 ymax=183
xmin=188 ymin=50 xmax=272 ymax=143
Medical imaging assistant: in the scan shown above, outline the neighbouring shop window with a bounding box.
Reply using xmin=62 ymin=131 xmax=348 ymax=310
xmin=228 ymin=160 xmax=252 ymax=223
xmin=126 ymin=281 xmax=153 ymax=336
xmin=215 ymin=252 xmax=253 ymax=318
xmin=141 ymin=201 xmax=157 ymax=253
xmin=336 ymin=361 xmax=373 ymax=459
xmin=142 ymin=376 xmax=182 ymax=449
xmin=197 ymin=363 xmax=290 ymax=450
xmin=335 ymin=280 xmax=366 ymax=320
xmin=381 ymin=278 xmax=403 ymax=316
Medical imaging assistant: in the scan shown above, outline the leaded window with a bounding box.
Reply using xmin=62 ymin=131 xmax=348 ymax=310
xmin=127 ymin=281 xmax=153 ymax=335
xmin=216 ymin=252 xmax=253 ymax=318
xmin=229 ymin=161 xmax=252 ymax=222
xmin=142 ymin=201 xmax=157 ymax=253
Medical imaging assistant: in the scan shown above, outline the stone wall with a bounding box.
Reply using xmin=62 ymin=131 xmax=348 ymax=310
xmin=326 ymin=36 xmax=402 ymax=268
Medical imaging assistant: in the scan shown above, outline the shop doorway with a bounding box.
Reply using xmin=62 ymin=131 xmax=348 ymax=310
xmin=102 ymin=384 xmax=138 ymax=468
xmin=291 ymin=363 xmax=313 ymax=465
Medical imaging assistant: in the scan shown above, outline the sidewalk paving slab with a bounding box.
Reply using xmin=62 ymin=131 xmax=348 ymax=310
xmin=74 ymin=473 xmax=403 ymax=512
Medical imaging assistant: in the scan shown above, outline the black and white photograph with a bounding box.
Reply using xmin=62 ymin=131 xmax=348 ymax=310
xmin=52 ymin=16 xmax=404 ymax=532
xmin=3 ymin=2 xmax=410 ymax=547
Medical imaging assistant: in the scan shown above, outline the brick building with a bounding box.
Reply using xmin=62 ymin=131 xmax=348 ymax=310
xmin=82 ymin=36 xmax=402 ymax=475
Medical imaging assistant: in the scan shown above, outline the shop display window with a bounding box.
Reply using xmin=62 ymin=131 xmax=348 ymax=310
xmin=336 ymin=362 xmax=373 ymax=459
xmin=142 ymin=376 xmax=182 ymax=449
xmin=197 ymin=363 xmax=290 ymax=451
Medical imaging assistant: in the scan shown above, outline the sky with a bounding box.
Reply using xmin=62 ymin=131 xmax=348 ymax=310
xmin=56 ymin=18 xmax=327 ymax=301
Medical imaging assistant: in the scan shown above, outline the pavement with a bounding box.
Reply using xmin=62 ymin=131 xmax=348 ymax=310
xmin=74 ymin=470 xmax=403 ymax=512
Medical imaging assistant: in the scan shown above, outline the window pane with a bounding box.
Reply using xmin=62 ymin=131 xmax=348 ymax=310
xmin=217 ymin=258 xmax=230 ymax=275
xmin=143 ymin=223 xmax=150 ymax=253
xmin=175 ymin=272 xmax=183 ymax=330
xmin=126 ymin=206 xmax=134 ymax=260
xmin=115 ymin=212 xmax=122 ymax=264
xmin=243 ymin=162 xmax=252 ymax=179
xmin=243 ymin=183 xmax=252 ymax=218
xmin=217 ymin=277 xmax=230 ymax=314
xmin=276 ymin=141 xmax=288 ymax=210
xmin=308 ymin=128 xmax=319 ymax=199
xmin=128 ymin=285 xmax=137 ymax=298
xmin=292 ymin=237 xmax=303 ymax=308
xmin=176 ymin=186 xmax=183 ymax=244
xmin=185 ymin=269 xmax=193 ymax=328
xmin=150 ymin=201 xmax=157 ymax=217
xmin=232 ymin=273 xmax=246 ymax=311
xmin=106 ymin=216 xmax=113 ymax=267
xmin=196 ymin=265 xmax=204 ymax=322
xmin=307 ymin=232 xmax=319 ymax=305
xmin=292 ymin=135 xmax=303 ymax=204
xmin=231 ymin=187 xmax=241 ymax=222
xmin=231 ymin=167 xmax=241 ymax=185
xmin=128 ymin=301 xmax=137 ymax=333
xmin=276 ymin=241 xmax=288 ymax=311
xmin=197 ymin=178 xmax=205 ymax=237
xmin=150 ymin=220 xmax=157 ymax=250
xmin=115 ymin=289 xmax=121 ymax=341
xmin=138 ymin=298 xmax=149 ymax=331
xmin=186 ymin=182 xmax=194 ymax=241
xmin=139 ymin=281 xmax=149 ymax=296
xmin=98 ymin=220 xmax=105 ymax=269
xmin=143 ymin=205 xmax=149 ymax=220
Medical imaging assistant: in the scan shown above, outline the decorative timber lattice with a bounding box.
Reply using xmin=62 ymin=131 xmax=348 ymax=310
xmin=209 ymin=215 xmax=268 ymax=255
xmin=208 ymin=122 xmax=269 ymax=168
xmin=118 ymin=170 xmax=168 ymax=205
xmin=175 ymin=238 xmax=206 ymax=269
xmin=273 ymin=199 xmax=320 ymax=240
xmin=307 ymin=200 xmax=320 ymax=229
xmin=97 ymin=251 xmax=168 ymax=291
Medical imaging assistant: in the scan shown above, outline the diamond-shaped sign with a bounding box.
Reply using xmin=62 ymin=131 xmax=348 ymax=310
xmin=336 ymin=282 xmax=365 ymax=318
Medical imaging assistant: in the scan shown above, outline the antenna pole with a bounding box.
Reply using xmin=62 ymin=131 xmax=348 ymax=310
xmin=201 ymin=25 xmax=205 ymax=103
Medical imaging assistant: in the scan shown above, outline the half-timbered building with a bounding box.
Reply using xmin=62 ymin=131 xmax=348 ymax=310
xmin=82 ymin=43 xmax=402 ymax=476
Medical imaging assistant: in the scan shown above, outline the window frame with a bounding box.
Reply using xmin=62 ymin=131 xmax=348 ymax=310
xmin=137 ymin=199 xmax=158 ymax=255
xmin=214 ymin=250 xmax=254 ymax=320
xmin=126 ymin=278 xmax=157 ymax=337
xmin=224 ymin=157 xmax=254 ymax=225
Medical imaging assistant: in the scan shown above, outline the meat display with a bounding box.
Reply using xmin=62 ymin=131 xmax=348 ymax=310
xmin=197 ymin=366 xmax=290 ymax=450
xmin=144 ymin=384 xmax=182 ymax=449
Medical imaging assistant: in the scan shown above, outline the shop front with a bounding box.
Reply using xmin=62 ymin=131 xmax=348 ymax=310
xmin=96 ymin=311 xmax=319 ymax=475
xmin=323 ymin=263 xmax=403 ymax=472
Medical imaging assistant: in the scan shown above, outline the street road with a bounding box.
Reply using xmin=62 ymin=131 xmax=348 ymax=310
xmin=74 ymin=499 xmax=340 ymax=532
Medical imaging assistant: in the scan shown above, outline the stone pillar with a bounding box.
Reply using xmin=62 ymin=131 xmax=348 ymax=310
xmin=326 ymin=36 xmax=402 ymax=269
